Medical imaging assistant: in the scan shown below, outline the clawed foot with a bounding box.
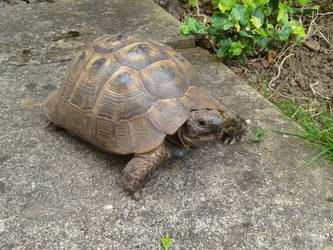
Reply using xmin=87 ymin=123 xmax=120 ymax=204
xmin=220 ymin=113 xmax=247 ymax=145
xmin=121 ymin=163 xmax=156 ymax=201
xmin=121 ymin=144 xmax=169 ymax=201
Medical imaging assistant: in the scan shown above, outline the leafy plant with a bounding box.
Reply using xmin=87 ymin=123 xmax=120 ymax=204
xmin=179 ymin=0 xmax=317 ymax=63
xmin=161 ymin=235 xmax=173 ymax=250
xmin=272 ymin=99 xmax=333 ymax=168
xmin=326 ymin=197 xmax=333 ymax=202
xmin=253 ymin=129 xmax=265 ymax=142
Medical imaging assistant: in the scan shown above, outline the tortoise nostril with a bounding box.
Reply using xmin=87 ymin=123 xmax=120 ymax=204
xmin=215 ymin=118 xmax=224 ymax=128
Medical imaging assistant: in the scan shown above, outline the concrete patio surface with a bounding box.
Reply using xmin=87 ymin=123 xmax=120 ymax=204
xmin=0 ymin=0 xmax=332 ymax=249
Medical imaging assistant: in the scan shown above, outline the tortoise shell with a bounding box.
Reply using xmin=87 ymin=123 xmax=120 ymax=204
xmin=43 ymin=34 xmax=224 ymax=154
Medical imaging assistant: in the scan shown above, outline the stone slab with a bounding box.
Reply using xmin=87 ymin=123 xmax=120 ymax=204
xmin=0 ymin=0 xmax=332 ymax=249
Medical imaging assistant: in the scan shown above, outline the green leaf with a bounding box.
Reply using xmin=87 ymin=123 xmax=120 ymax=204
xmin=241 ymin=0 xmax=256 ymax=9
xmin=179 ymin=24 xmax=191 ymax=35
xmin=252 ymin=6 xmax=264 ymax=25
xmin=230 ymin=8 xmax=241 ymax=23
xmin=234 ymin=4 xmax=248 ymax=26
xmin=285 ymin=5 xmax=295 ymax=14
xmin=218 ymin=38 xmax=233 ymax=57
xmin=255 ymin=27 xmax=267 ymax=37
xmin=257 ymin=36 xmax=270 ymax=48
xmin=231 ymin=47 xmax=243 ymax=56
xmin=197 ymin=21 xmax=206 ymax=34
xmin=238 ymin=55 xmax=245 ymax=64
xmin=231 ymin=41 xmax=245 ymax=49
xmin=245 ymin=42 xmax=254 ymax=56
xmin=216 ymin=48 xmax=225 ymax=57
xmin=218 ymin=0 xmax=237 ymax=12
xmin=277 ymin=25 xmax=292 ymax=41
xmin=230 ymin=41 xmax=245 ymax=56
xmin=258 ymin=0 xmax=269 ymax=4
xmin=327 ymin=197 xmax=333 ymax=202
xmin=211 ymin=13 xmax=233 ymax=31
xmin=295 ymin=36 xmax=302 ymax=45
xmin=189 ymin=0 xmax=197 ymax=7
xmin=310 ymin=5 xmax=320 ymax=10
xmin=239 ymin=30 xmax=249 ymax=37
xmin=290 ymin=20 xmax=306 ymax=38
xmin=252 ymin=33 xmax=260 ymax=42
xmin=251 ymin=16 xmax=262 ymax=29
xmin=264 ymin=6 xmax=272 ymax=16
xmin=235 ymin=23 xmax=240 ymax=31
xmin=277 ymin=2 xmax=288 ymax=25
xmin=298 ymin=0 xmax=311 ymax=6
xmin=211 ymin=0 xmax=220 ymax=9
xmin=190 ymin=17 xmax=207 ymax=34
xmin=186 ymin=16 xmax=198 ymax=30
xmin=266 ymin=28 xmax=275 ymax=36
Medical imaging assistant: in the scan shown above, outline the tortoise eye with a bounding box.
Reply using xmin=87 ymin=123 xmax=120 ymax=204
xmin=198 ymin=120 xmax=206 ymax=127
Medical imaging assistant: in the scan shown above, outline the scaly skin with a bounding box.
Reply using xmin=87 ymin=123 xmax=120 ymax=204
xmin=121 ymin=143 xmax=172 ymax=200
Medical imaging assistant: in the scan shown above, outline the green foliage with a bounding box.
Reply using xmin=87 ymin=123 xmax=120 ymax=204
xmin=327 ymin=197 xmax=333 ymax=202
xmin=161 ymin=235 xmax=173 ymax=250
xmin=272 ymin=100 xmax=333 ymax=168
xmin=180 ymin=0 xmax=317 ymax=61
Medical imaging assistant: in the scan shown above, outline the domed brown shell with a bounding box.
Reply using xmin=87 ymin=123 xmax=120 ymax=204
xmin=43 ymin=34 xmax=224 ymax=154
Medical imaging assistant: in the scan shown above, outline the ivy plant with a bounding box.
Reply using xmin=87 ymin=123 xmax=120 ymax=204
xmin=179 ymin=0 xmax=318 ymax=63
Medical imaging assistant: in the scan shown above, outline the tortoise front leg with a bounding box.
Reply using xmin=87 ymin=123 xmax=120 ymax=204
xmin=121 ymin=142 xmax=184 ymax=200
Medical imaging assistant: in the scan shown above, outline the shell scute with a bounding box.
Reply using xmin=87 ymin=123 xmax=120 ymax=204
xmin=146 ymin=98 xmax=188 ymax=135
xmin=96 ymin=67 xmax=157 ymax=121
xmin=115 ymin=42 xmax=168 ymax=70
xmin=128 ymin=114 xmax=166 ymax=154
xmin=69 ymin=54 xmax=121 ymax=111
xmin=96 ymin=117 xmax=116 ymax=150
xmin=140 ymin=60 xmax=188 ymax=99
xmin=92 ymin=34 xmax=138 ymax=54
xmin=59 ymin=48 xmax=94 ymax=100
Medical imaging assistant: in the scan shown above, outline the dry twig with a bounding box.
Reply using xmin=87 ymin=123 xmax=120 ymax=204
xmin=268 ymin=53 xmax=294 ymax=89
xmin=309 ymin=81 xmax=331 ymax=100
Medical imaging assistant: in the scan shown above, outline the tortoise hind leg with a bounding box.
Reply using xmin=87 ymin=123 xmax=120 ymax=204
xmin=121 ymin=142 xmax=172 ymax=200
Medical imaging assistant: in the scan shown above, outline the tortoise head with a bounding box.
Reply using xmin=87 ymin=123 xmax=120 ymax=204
xmin=180 ymin=109 xmax=225 ymax=147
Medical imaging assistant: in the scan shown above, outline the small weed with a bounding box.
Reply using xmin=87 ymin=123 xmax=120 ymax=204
xmin=253 ymin=130 xmax=265 ymax=142
xmin=272 ymin=99 xmax=333 ymax=168
xmin=161 ymin=235 xmax=172 ymax=250
xmin=260 ymin=74 xmax=271 ymax=99
xmin=326 ymin=197 xmax=333 ymax=202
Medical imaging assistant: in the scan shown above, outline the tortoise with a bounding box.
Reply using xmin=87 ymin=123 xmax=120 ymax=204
xmin=43 ymin=34 xmax=247 ymax=200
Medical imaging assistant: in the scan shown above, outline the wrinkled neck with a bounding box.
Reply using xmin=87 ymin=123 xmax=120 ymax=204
xmin=167 ymin=126 xmax=191 ymax=147
xmin=177 ymin=125 xmax=198 ymax=147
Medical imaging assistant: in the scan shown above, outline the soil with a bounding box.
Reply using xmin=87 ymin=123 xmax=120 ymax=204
xmin=155 ymin=0 xmax=333 ymax=116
